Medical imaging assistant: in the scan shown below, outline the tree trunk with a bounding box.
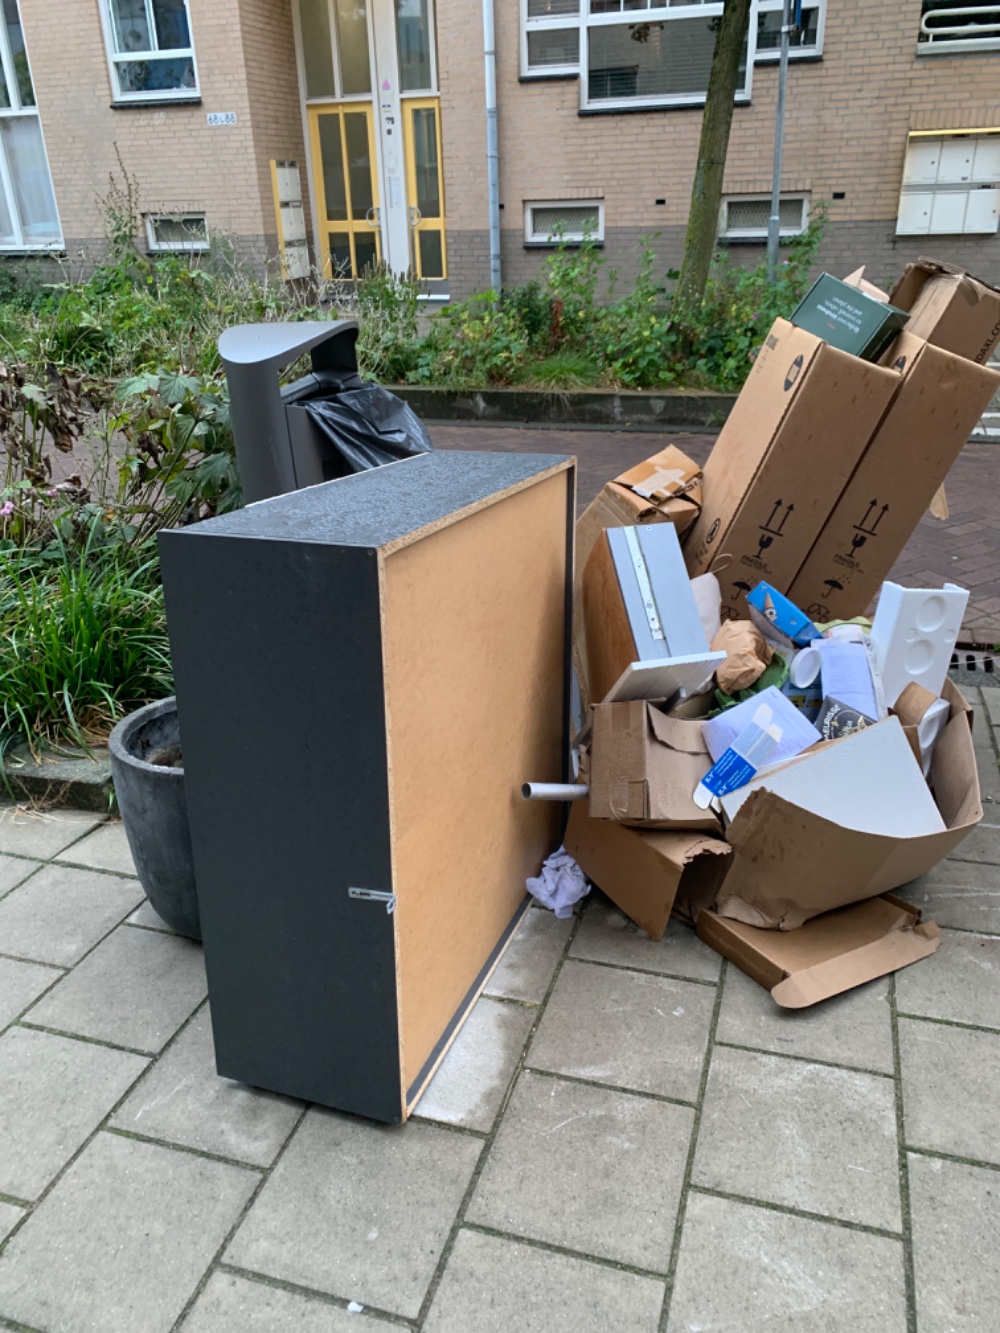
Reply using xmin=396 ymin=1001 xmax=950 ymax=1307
xmin=673 ymin=0 xmax=754 ymax=318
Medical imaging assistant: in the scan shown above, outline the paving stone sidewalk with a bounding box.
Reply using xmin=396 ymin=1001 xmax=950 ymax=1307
xmin=1 ymin=693 xmax=1000 ymax=1330
xmin=430 ymin=424 xmax=1000 ymax=645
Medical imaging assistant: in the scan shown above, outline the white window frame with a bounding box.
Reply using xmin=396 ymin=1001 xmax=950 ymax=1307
xmin=0 ymin=2 xmax=62 ymax=251
xmin=145 ymin=212 xmax=210 ymax=251
xmin=521 ymin=0 xmax=821 ymax=84
xmin=719 ymin=193 xmax=809 ymax=241
xmin=99 ymin=0 xmax=200 ymax=104
xmin=524 ymin=198 xmax=604 ymax=244
xmin=755 ymin=0 xmax=826 ymax=62
xmin=917 ymin=3 xmax=1000 ymax=55
xmin=294 ymin=0 xmax=439 ymax=104
xmin=896 ymin=131 xmax=1000 ymax=235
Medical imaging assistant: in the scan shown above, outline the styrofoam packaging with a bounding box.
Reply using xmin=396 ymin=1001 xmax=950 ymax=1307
xmin=870 ymin=582 xmax=969 ymax=707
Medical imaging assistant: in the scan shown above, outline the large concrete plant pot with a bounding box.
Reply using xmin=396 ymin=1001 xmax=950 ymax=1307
xmin=109 ymin=697 xmax=200 ymax=941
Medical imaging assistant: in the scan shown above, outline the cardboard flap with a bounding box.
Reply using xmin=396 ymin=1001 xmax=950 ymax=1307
xmin=647 ymin=707 xmax=708 ymax=756
xmin=616 ymin=445 xmax=702 ymax=503
xmin=771 ymin=921 xmax=941 ymax=1008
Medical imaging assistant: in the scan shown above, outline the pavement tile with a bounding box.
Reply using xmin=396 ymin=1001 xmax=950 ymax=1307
xmin=896 ymin=928 xmax=1000 ymax=1029
xmin=0 ymin=1026 xmax=147 ymax=1201
xmin=483 ymin=907 xmax=572 ymax=1005
xmin=0 ymin=1204 xmax=24 ymax=1245
xmin=424 ymin=1228 xmax=664 ymax=1333
xmin=0 ymin=854 xmax=38 ymax=900
xmin=897 ymin=859 xmax=1000 ymax=933
xmin=525 ymin=958 xmax=714 ymax=1102
xmin=0 ymin=956 xmax=60 ymax=1030
xmin=0 ymin=1132 xmax=257 ymax=1333
xmin=27 ymin=925 xmax=207 ymax=1053
xmin=110 ymin=1007 xmax=301 ymax=1167
xmin=693 ymin=1046 xmax=901 ymax=1232
xmin=983 ymin=690 xmax=1000 ymax=728
xmin=414 ymin=996 xmax=534 ymax=1132
xmin=716 ymin=967 xmax=894 ymax=1074
xmin=952 ymin=821 xmax=1000 ymax=866
xmin=182 ymin=1272 xmax=390 ymax=1332
xmin=0 ymin=863 xmax=143 ymax=966
xmin=569 ymin=896 xmax=721 ymax=982
xmin=55 ymin=821 xmax=136 ymax=876
xmin=666 ymin=1192 xmax=908 ymax=1333
xmin=128 ymin=899 xmax=176 ymax=932
xmin=225 ymin=1108 xmax=481 ymax=1319
xmin=466 ymin=1069 xmax=692 ymax=1272
xmin=909 ymin=1151 xmax=1000 ymax=1333
xmin=0 ymin=806 xmax=103 ymax=859
xmin=899 ymin=1017 xmax=1000 ymax=1164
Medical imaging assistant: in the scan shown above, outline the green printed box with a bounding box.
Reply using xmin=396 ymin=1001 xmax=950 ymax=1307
xmin=791 ymin=273 xmax=909 ymax=361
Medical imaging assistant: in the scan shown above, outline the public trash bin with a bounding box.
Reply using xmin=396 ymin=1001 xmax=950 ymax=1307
xmin=219 ymin=320 xmax=432 ymax=505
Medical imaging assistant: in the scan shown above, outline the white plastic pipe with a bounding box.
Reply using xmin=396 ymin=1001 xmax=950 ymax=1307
xmin=521 ymin=783 xmax=589 ymax=801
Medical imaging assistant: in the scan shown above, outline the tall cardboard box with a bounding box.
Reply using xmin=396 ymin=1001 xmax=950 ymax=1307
xmin=890 ymin=258 xmax=1000 ymax=365
xmin=789 ymin=335 xmax=1000 ymax=622
xmin=683 ymin=319 xmax=900 ymax=617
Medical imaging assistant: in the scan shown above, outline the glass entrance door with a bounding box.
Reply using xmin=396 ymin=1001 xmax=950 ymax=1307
xmin=308 ymin=104 xmax=380 ymax=278
xmin=402 ymin=98 xmax=445 ymax=279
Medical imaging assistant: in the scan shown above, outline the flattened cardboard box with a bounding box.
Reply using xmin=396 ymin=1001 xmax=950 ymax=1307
xmin=788 ymin=335 xmax=1000 ymax=622
xmin=698 ymin=894 xmax=940 ymax=1008
xmin=564 ymin=801 xmax=730 ymax=942
xmin=683 ymin=319 xmax=900 ymax=617
xmin=574 ymin=445 xmax=702 ymax=710
xmin=714 ymin=679 xmax=980 ymax=930
xmin=890 ymin=257 xmax=1000 ymax=365
xmin=589 ymin=700 xmax=719 ymax=832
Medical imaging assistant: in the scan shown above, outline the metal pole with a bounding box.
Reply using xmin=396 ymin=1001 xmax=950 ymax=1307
xmin=483 ymin=0 xmax=502 ymax=293
xmin=766 ymin=0 xmax=793 ymax=283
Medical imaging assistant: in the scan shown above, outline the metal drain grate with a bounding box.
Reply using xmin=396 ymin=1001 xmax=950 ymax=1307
xmin=950 ymin=644 xmax=997 ymax=675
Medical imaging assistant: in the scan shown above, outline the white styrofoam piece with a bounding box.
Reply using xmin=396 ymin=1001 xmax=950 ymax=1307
xmin=918 ymin=696 xmax=951 ymax=778
xmin=870 ymin=581 xmax=968 ymax=707
xmin=702 ymin=685 xmax=822 ymax=765
xmin=602 ymin=651 xmax=727 ymax=704
xmin=720 ymin=716 xmax=946 ymax=838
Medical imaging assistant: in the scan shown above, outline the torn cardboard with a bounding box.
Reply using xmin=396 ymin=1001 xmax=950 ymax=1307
xmin=713 ymin=679 xmax=980 ymax=930
xmin=789 ymin=333 xmax=1000 ymax=622
xmin=697 ymin=894 xmax=941 ymax=1008
xmin=574 ymin=445 xmax=702 ymax=709
xmin=589 ymin=700 xmax=719 ymax=831
xmin=890 ymin=257 xmax=1000 ymax=365
xmin=564 ymin=800 xmax=731 ymax=941
xmin=683 ymin=319 xmax=900 ymax=615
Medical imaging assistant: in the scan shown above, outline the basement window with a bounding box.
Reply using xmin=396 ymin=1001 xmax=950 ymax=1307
xmin=145 ymin=212 xmax=209 ymax=251
xmin=524 ymin=200 xmax=603 ymax=245
xmin=719 ymin=194 xmax=809 ymax=241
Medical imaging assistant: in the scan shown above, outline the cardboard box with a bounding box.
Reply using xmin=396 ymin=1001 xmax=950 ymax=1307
xmin=683 ymin=319 xmax=900 ymax=614
xmin=564 ymin=801 xmax=731 ymax=941
xmin=589 ymin=699 xmax=719 ymax=831
xmin=713 ymin=679 xmax=980 ymax=930
xmin=574 ymin=445 xmax=702 ymax=709
xmin=791 ymin=273 xmax=909 ymax=361
xmin=890 ymin=257 xmax=1000 ymax=365
xmin=788 ymin=335 xmax=1000 ymax=622
xmin=697 ymin=894 xmax=941 ymax=1008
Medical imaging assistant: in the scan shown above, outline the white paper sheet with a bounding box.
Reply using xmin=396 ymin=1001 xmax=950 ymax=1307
xmin=817 ymin=640 xmax=878 ymax=718
xmin=701 ymin=685 xmax=821 ymax=764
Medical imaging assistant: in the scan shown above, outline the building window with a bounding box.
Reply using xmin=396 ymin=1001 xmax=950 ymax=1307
xmin=719 ymin=194 xmax=809 ymax=241
xmin=756 ymin=0 xmax=825 ymax=61
xmin=101 ymin=0 xmax=199 ymax=102
xmin=522 ymin=0 xmax=823 ymax=86
xmin=524 ymin=199 xmax=603 ymax=244
xmin=0 ymin=1 xmax=61 ymax=250
xmin=896 ymin=133 xmax=1000 ymax=235
xmin=145 ymin=212 xmax=209 ymax=251
xmin=918 ymin=1 xmax=1000 ymax=55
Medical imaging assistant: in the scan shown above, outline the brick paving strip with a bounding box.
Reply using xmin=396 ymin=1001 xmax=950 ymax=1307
xmin=0 ymin=691 xmax=999 ymax=1329
xmin=429 ymin=425 xmax=1000 ymax=646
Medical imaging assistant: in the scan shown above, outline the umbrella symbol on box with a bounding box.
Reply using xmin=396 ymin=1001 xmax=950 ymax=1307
xmin=730 ymin=579 xmax=753 ymax=602
xmin=823 ymin=578 xmax=844 ymax=597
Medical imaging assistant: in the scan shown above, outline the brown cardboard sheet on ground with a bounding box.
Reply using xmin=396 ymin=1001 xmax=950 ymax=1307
xmin=589 ymin=699 xmax=719 ymax=831
xmin=682 ymin=319 xmax=900 ymax=617
xmin=715 ymin=680 xmax=980 ymax=930
xmin=788 ymin=335 xmax=1000 ymax=622
xmin=574 ymin=445 xmax=702 ymax=709
xmin=890 ymin=257 xmax=1000 ymax=365
xmin=697 ymin=894 xmax=941 ymax=1008
xmin=564 ymin=801 xmax=730 ymax=941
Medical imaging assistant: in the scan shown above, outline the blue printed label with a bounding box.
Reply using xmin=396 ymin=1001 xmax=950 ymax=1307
xmin=700 ymin=749 xmax=758 ymax=799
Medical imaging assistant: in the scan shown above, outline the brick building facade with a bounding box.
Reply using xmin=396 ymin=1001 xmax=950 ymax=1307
xmin=5 ymin=0 xmax=1000 ymax=298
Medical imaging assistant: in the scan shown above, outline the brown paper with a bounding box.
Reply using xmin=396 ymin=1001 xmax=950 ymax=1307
xmin=710 ymin=621 xmax=774 ymax=693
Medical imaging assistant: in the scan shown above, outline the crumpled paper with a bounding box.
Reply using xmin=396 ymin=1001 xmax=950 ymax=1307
xmin=526 ymin=846 xmax=590 ymax=919
xmin=711 ymin=620 xmax=775 ymax=694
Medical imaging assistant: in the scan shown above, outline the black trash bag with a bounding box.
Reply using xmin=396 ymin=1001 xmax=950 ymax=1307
xmin=302 ymin=383 xmax=433 ymax=477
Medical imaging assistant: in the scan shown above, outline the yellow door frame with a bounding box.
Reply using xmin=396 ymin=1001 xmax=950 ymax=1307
xmin=402 ymin=97 xmax=447 ymax=280
xmin=307 ymin=103 xmax=381 ymax=279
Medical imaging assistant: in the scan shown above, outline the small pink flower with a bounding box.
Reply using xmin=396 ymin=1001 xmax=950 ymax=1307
xmin=1 ymin=500 xmax=13 ymax=516
xmin=45 ymin=488 xmax=57 ymax=497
